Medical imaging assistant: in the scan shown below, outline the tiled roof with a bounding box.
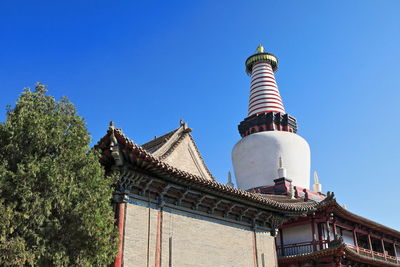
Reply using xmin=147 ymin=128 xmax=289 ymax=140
xmin=141 ymin=128 xmax=178 ymax=153
xmin=279 ymin=242 xmax=400 ymax=267
xmin=96 ymin=127 xmax=320 ymax=213
xmin=318 ymin=199 xmax=400 ymax=239
xmin=140 ymin=124 xmax=216 ymax=180
xmin=256 ymin=194 xmax=311 ymax=204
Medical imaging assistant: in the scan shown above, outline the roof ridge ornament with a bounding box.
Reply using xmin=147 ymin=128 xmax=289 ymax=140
xmin=325 ymin=191 xmax=335 ymax=201
xmin=108 ymin=121 xmax=124 ymax=166
xmin=313 ymin=171 xmax=322 ymax=193
xmin=277 ymin=156 xmax=287 ymax=178
xmin=179 ymin=119 xmax=189 ymax=130
xmin=109 ymin=121 xmax=118 ymax=147
xmin=226 ymin=171 xmax=234 ymax=188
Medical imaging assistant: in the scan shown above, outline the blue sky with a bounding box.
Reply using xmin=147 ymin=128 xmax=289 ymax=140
xmin=1 ymin=1 xmax=399 ymax=229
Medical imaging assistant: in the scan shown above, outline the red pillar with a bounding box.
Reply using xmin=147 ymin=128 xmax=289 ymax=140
xmin=252 ymin=230 xmax=259 ymax=267
xmin=114 ymin=202 xmax=126 ymax=267
xmin=333 ymin=222 xmax=337 ymax=239
xmin=155 ymin=209 xmax=163 ymax=267
xmin=311 ymin=217 xmax=317 ymax=252
xmin=352 ymin=228 xmax=359 ymax=252
xmin=317 ymin=223 xmax=323 ymax=250
xmin=326 ymin=220 xmax=331 ymax=243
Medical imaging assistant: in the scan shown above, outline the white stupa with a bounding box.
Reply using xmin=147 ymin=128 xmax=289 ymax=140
xmin=232 ymin=45 xmax=311 ymax=190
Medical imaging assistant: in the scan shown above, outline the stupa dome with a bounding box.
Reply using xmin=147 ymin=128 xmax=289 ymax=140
xmin=232 ymin=131 xmax=310 ymax=190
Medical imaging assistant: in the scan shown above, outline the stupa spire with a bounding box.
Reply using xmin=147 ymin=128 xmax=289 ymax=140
xmin=245 ymin=45 xmax=285 ymax=116
xmin=232 ymin=45 xmax=310 ymax=191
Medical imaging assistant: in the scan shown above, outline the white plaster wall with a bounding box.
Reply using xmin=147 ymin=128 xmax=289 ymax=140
xmin=282 ymin=224 xmax=313 ymax=245
xmin=395 ymin=245 xmax=400 ymax=257
xmin=341 ymin=229 xmax=354 ymax=246
xmin=232 ymin=131 xmax=311 ymax=190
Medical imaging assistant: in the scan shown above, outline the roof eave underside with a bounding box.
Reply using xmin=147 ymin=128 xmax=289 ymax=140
xmin=319 ymin=201 xmax=400 ymax=239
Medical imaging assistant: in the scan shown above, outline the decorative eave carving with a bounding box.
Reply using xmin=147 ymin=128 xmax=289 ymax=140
xmin=117 ymin=166 xmax=289 ymax=231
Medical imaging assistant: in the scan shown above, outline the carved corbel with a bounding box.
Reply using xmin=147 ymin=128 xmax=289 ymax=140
xmin=141 ymin=178 xmax=155 ymax=196
xmin=208 ymin=199 xmax=223 ymax=214
xmin=176 ymin=188 xmax=190 ymax=206
xmin=193 ymin=195 xmax=207 ymax=210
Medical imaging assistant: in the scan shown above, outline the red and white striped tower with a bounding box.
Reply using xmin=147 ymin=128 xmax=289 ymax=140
xmin=248 ymin=45 xmax=285 ymax=116
xmin=232 ymin=45 xmax=310 ymax=191
xmin=238 ymin=45 xmax=297 ymax=137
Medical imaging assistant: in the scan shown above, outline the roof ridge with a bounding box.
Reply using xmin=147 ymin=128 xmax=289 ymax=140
xmin=186 ymin=133 xmax=216 ymax=181
xmin=141 ymin=127 xmax=179 ymax=153
xmin=158 ymin=127 xmax=187 ymax=160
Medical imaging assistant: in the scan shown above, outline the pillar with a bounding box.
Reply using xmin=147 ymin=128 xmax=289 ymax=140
xmin=252 ymin=228 xmax=259 ymax=267
xmin=311 ymin=217 xmax=317 ymax=252
xmin=333 ymin=222 xmax=337 ymax=239
xmin=279 ymin=229 xmax=285 ymax=256
xmin=381 ymin=238 xmax=386 ymax=260
xmin=352 ymin=228 xmax=359 ymax=252
xmin=326 ymin=220 xmax=331 ymax=243
xmin=113 ymin=201 xmax=126 ymax=267
xmin=368 ymin=234 xmax=374 ymax=258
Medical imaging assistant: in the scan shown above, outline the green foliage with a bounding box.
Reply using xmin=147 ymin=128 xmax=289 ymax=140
xmin=0 ymin=84 xmax=118 ymax=266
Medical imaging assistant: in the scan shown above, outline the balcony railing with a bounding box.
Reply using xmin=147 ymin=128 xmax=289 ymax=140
xmin=346 ymin=244 xmax=399 ymax=264
xmin=277 ymin=241 xmax=313 ymax=257
xmin=277 ymin=241 xmax=400 ymax=264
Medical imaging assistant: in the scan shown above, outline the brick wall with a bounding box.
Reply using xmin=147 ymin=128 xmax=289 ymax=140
xmin=123 ymin=199 xmax=278 ymax=267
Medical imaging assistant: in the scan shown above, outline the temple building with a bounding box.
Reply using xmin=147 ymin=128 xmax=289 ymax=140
xmin=277 ymin=195 xmax=400 ymax=266
xmin=96 ymin=46 xmax=399 ymax=266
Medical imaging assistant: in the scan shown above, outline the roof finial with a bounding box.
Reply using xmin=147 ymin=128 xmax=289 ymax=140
xmin=313 ymin=171 xmax=322 ymax=193
xmin=226 ymin=171 xmax=234 ymax=188
xmin=277 ymin=156 xmax=287 ymax=178
xmin=256 ymin=44 xmax=264 ymax=53
xmin=109 ymin=121 xmax=115 ymax=130
xmin=179 ymin=119 xmax=189 ymax=130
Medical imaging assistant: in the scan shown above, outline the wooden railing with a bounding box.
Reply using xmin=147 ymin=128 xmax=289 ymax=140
xmin=278 ymin=241 xmax=400 ymax=264
xmin=347 ymin=244 xmax=399 ymax=264
xmin=277 ymin=241 xmax=314 ymax=257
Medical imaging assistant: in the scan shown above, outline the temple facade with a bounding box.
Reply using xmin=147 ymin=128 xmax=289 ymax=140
xmin=96 ymin=45 xmax=399 ymax=266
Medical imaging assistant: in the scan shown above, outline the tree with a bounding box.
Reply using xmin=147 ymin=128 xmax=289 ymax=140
xmin=0 ymin=84 xmax=118 ymax=266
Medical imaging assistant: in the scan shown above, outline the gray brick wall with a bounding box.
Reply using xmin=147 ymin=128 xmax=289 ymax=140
xmin=123 ymin=200 xmax=278 ymax=267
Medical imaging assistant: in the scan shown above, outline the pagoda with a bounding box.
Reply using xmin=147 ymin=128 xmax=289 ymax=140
xmin=232 ymin=46 xmax=400 ymax=266
xmin=232 ymin=45 xmax=317 ymax=199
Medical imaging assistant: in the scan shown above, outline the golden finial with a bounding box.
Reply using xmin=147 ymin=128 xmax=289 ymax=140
xmin=256 ymin=44 xmax=264 ymax=53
